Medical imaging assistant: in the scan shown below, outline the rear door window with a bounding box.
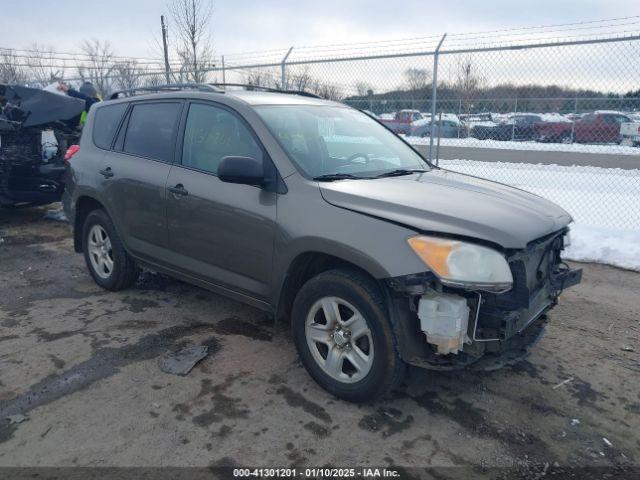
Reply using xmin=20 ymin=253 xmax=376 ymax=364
xmin=93 ymin=103 xmax=127 ymax=150
xmin=123 ymin=102 xmax=182 ymax=162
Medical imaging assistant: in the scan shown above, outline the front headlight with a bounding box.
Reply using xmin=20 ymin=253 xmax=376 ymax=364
xmin=407 ymin=235 xmax=513 ymax=291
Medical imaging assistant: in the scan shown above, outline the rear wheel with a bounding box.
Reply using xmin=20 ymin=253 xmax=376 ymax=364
xmin=82 ymin=209 xmax=139 ymax=291
xmin=292 ymin=269 xmax=405 ymax=403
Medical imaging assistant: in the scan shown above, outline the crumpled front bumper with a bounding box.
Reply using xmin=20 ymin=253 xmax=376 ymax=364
xmin=384 ymin=231 xmax=582 ymax=371
xmin=472 ymin=264 xmax=582 ymax=344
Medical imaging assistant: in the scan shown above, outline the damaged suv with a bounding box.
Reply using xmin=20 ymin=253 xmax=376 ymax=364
xmin=64 ymin=85 xmax=582 ymax=402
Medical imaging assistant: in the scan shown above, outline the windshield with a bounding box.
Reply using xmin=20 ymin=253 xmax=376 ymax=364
xmin=255 ymin=105 xmax=429 ymax=179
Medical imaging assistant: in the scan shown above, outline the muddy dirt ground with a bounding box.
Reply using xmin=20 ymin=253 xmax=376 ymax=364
xmin=0 ymin=205 xmax=639 ymax=478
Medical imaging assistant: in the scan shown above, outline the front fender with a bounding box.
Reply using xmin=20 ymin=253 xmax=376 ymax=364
xmin=271 ymin=198 xmax=431 ymax=307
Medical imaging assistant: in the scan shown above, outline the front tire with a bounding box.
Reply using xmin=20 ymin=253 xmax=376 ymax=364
xmin=82 ymin=209 xmax=139 ymax=291
xmin=292 ymin=269 xmax=405 ymax=403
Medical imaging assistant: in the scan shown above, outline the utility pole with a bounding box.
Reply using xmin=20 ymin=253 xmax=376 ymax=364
xmin=221 ymin=55 xmax=226 ymax=85
xmin=161 ymin=15 xmax=171 ymax=84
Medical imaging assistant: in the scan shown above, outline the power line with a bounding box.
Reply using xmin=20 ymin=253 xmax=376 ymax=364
xmin=0 ymin=46 xmax=167 ymax=63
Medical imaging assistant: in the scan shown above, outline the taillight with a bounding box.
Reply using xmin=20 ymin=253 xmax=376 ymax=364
xmin=64 ymin=144 xmax=80 ymax=164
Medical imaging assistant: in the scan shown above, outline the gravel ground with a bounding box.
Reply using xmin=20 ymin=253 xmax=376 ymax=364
xmin=0 ymin=205 xmax=639 ymax=479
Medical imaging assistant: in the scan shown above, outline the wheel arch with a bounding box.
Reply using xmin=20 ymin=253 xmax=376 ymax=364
xmin=275 ymin=250 xmax=386 ymax=326
xmin=73 ymin=195 xmax=108 ymax=253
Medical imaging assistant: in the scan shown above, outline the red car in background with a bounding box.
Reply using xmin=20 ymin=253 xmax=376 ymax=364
xmin=536 ymin=112 xmax=631 ymax=143
xmin=379 ymin=109 xmax=425 ymax=135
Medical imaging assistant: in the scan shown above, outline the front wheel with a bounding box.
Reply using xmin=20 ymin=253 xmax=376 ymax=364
xmin=82 ymin=209 xmax=139 ymax=291
xmin=292 ymin=269 xmax=405 ymax=403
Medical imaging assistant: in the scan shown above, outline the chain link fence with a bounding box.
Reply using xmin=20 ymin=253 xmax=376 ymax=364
xmin=4 ymin=27 xmax=640 ymax=230
xmin=217 ymin=34 xmax=640 ymax=230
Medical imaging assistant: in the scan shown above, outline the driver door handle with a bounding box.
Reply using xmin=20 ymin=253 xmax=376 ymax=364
xmin=168 ymin=183 xmax=189 ymax=196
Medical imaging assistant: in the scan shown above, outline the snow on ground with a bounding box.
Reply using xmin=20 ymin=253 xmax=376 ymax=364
xmin=490 ymin=112 xmax=572 ymax=123
xmin=539 ymin=113 xmax=572 ymax=123
xmin=438 ymin=159 xmax=640 ymax=271
xmin=564 ymin=225 xmax=640 ymax=271
xmin=409 ymin=136 xmax=640 ymax=156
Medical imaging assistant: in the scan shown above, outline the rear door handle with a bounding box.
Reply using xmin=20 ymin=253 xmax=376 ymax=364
xmin=99 ymin=167 xmax=114 ymax=178
xmin=168 ymin=184 xmax=189 ymax=196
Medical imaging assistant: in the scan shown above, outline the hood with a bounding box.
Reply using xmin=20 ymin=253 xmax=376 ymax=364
xmin=319 ymin=169 xmax=572 ymax=249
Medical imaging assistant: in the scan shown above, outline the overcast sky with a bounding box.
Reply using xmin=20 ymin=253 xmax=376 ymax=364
xmin=2 ymin=0 xmax=640 ymax=58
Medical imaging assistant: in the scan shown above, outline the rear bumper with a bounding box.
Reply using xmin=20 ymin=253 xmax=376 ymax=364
xmin=0 ymin=163 xmax=65 ymax=206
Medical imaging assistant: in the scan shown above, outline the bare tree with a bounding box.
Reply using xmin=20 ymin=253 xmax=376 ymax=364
xmin=168 ymin=0 xmax=215 ymax=83
xmin=310 ymin=80 xmax=343 ymax=101
xmin=0 ymin=49 xmax=28 ymax=85
xmin=25 ymin=44 xmax=63 ymax=88
xmin=77 ymin=39 xmax=116 ymax=97
xmin=143 ymin=72 xmax=167 ymax=88
xmin=355 ymin=81 xmax=373 ymax=97
xmin=245 ymin=70 xmax=272 ymax=88
xmin=454 ymin=55 xmax=485 ymax=114
xmin=290 ymin=66 xmax=313 ymax=92
xmin=404 ymin=68 xmax=430 ymax=91
xmin=113 ymin=60 xmax=146 ymax=90
xmin=244 ymin=68 xmax=283 ymax=89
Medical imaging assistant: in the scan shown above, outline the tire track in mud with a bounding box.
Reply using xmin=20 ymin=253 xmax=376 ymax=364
xmin=0 ymin=323 xmax=221 ymax=444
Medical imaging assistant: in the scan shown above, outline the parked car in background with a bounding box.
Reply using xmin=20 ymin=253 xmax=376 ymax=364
xmin=379 ymin=109 xmax=425 ymax=135
xmin=63 ymin=85 xmax=581 ymax=402
xmin=536 ymin=111 xmax=631 ymax=143
xmin=410 ymin=115 xmax=469 ymax=138
xmin=620 ymin=120 xmax=640 ymax=147
xmin=471 ymin=114 xmax=542 ymax=141
xmin=570 ymin=111 xmax=630 ymax=143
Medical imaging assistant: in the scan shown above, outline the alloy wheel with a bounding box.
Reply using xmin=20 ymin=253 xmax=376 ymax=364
xmin=87 ymin=224 xmax=114 ymax=279
xmin=305 ymin=296 xmax=374 ymax=383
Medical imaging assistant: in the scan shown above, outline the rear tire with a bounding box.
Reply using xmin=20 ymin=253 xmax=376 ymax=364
xmin=292 ymin=268 xmax=406 ymax=403
xmin=82 ymin=209 xmax=139 ymax=291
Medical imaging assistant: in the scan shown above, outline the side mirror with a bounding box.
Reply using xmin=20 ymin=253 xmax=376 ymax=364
xmin=218 ymin=156 xmax=264 ymax=186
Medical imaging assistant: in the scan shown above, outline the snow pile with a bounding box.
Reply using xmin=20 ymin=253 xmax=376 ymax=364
xmin=409 ymin=136 xmax=640 ymax=155
xmin=438 ymin=159 xmax=640 ymax=271
xmin=564 ymin=225 xmax=640 ymax=271
xmin=465 ymin=120 xmax=498 ymax=128
xmin=539 ymin=113 xmax=572 ymax=123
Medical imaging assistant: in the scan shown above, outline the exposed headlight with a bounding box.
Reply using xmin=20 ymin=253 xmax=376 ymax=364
xmin=407 ymin=235 xmax=513 ymax=291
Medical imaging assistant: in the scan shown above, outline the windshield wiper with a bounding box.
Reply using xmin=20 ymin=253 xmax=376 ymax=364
xmin=371 ymin=169 xmax=429 ymax=178
xmin=313 ymin=173 xmax=364 ymax=181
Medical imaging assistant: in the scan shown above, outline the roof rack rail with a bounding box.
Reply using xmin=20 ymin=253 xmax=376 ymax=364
xmin=209 ymin=83 xmax=322 ymax=99
xmin=108 ymin=83 xmax=223 ymax=100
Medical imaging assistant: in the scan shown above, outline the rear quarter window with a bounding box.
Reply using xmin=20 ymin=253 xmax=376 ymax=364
xmin=92 ymin=103 xmax=127 ymax=150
